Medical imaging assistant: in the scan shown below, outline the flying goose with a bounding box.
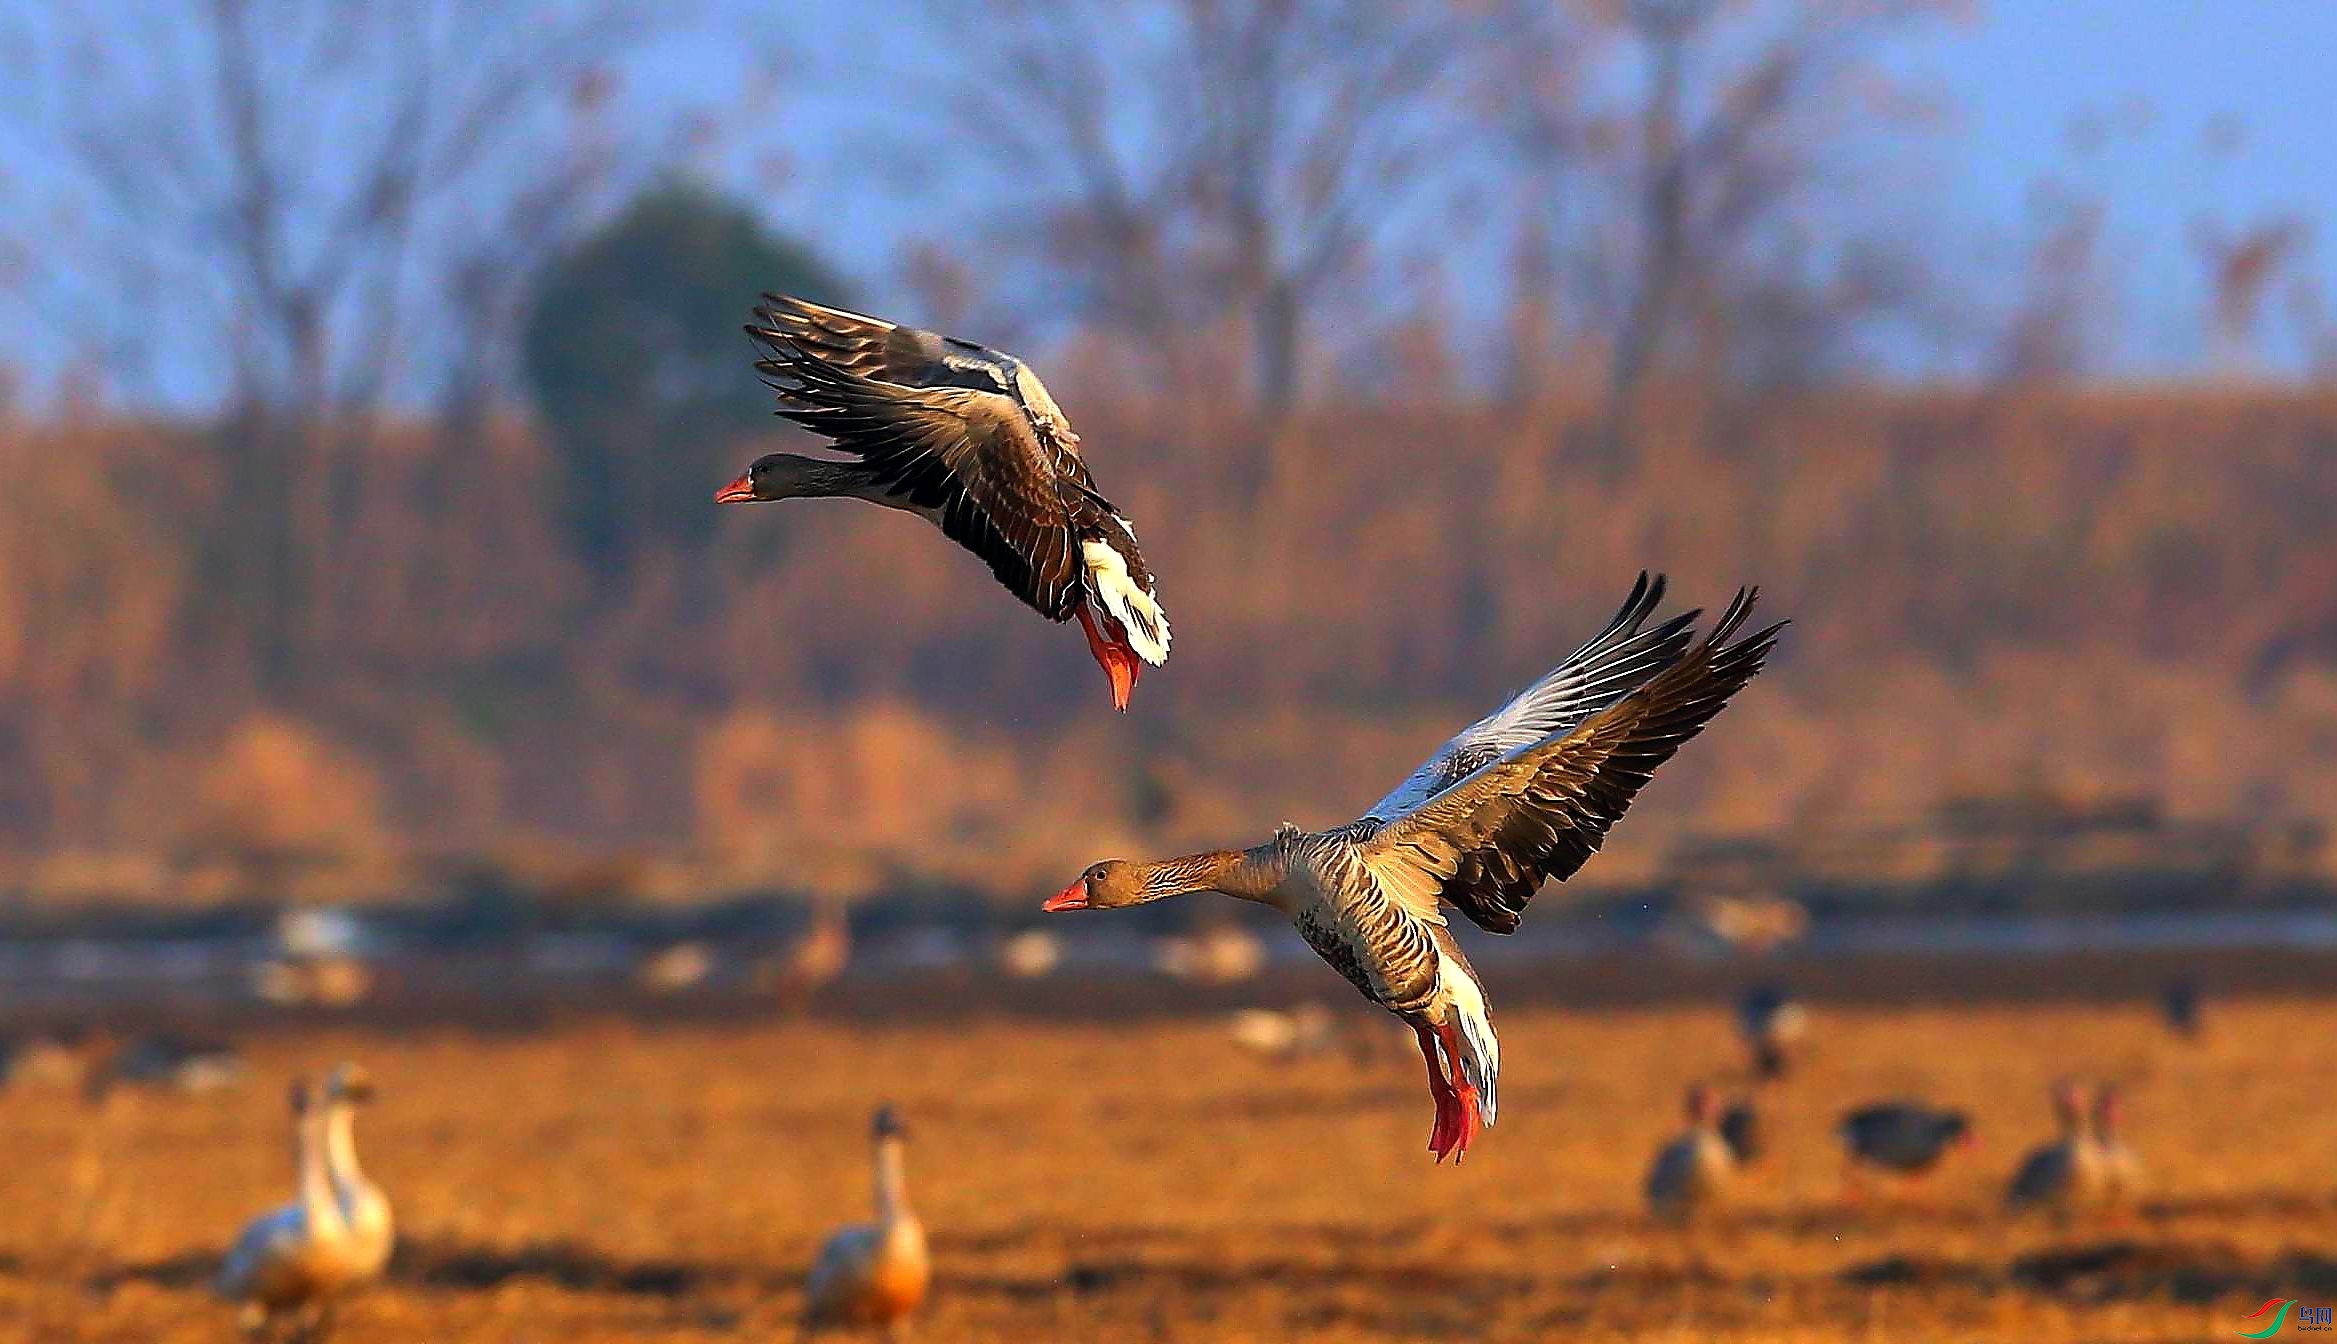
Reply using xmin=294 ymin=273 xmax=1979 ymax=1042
xmin=217 ymin=1078 xmax=358 ymax=1340
xmin=801 ymin=1104 xmax=930 ymax=1340
xmin=319 ymin=1064 xmax=393 ymax=1282
xmin=1644 ymin=1082 xmax=1738 ymax=1222
xmin=1044 ymin=575 xmax=1783 ymax=1161
xmin=724 ymin=296 xmax=1169 ymax=711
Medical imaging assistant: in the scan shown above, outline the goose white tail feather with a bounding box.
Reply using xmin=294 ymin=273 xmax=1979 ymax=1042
xmin=1081 ymin=539 xmax=1171 ymax=664
xmin=1439 ymin=960 xmax=1500 ymax=1126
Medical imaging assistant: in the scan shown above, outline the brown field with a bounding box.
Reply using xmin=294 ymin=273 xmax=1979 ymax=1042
xmin=3 ymin=997 xmax=2334 ymax=1343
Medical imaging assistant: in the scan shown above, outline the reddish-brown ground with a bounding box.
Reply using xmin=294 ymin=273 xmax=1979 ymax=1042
xmin=2 ymin=997 xmax=2332 ymax=1342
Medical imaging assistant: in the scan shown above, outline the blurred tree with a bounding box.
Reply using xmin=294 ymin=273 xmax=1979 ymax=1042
xmin=909 ymin=0 xmax=1484 ymax=423
xmin=1492 ymin=0 xmax=1961 ymax=443
xmin=523 ymin=181 xmax=847 ymax=586
xmin=0 ymin=0 xmax=701 ymax=688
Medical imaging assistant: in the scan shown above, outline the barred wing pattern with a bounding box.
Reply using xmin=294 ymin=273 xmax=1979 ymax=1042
xmin=1363 ymin=573 xmax=1699 ymax=821
xmin=1361 ymin=590 xmax=1784 ymax=935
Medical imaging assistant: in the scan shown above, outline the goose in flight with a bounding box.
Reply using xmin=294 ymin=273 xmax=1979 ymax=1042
xmin=723 ymin=296 xmax=1169 ymax=711
xmin=217 ymin=1078 xmax=358 ymax=1341
xmin=801 ymin=1104 xmax=930 ymax=1340
xmin=1043 ymin=574 xmax=1783 ymax=1161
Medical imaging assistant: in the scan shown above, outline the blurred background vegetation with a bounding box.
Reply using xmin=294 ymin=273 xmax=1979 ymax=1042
xmin=0 ymin=0 xmax=2331 ymax=916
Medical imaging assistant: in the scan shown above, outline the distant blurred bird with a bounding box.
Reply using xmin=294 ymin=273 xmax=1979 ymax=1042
xmin=802 ymin=1104 xmax=929 ymax=1341
xmin=319 ymin=1064 xmax=393 ymax=1283
xmin=2006 ymin=1079 xmax=2104 ymax=1216
xmin=250 ymin=956 xmax=374 ymax=1009
xmin=217 ymin=1078 xmax=362 ymax=1341
xmin=2159 ymin=981 xmax=2204 ymax=1039
xmin=2091 ymin=1082 xmax=2142 ymax=1208
xmin=1153 ymin=922 xmax=1266 ymax=986
xmin=760 ymin=899 xmax=852 ymax=1015
xmin=1045 ymin=576 xmax=1783 ymax=1163
xmin=1735 ymin=984 xmax=1807 ymax=1081
xmin=1694 ymin=894 xmax=1810 ymax=954
xmin=1226 ymin=1002 xmax=1343 ymax=1060
xmin=1645 ymin=1082 xmax=1738 ymax=1223
xmin=1838 ymin=1101 xmax=1973 ymax=1187
xmin=726 ymin=295 xmax=1169 ymax=712
xmin=635 ymin=941 xmax=716 ymax=995
xmin=89 ymin=1033 xmax=244 ymax=1100
xmin=992 ymin=928 xmax=1062 ymax=980
xmin=1717 ymin=1097 xmax=1764 ymax=1166
xmin=0 ymin=1029 xmax=92 ymax=1091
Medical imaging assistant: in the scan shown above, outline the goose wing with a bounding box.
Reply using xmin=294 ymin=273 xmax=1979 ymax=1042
xmin=746 ymin=328 xmax=1091 ymax=621
xmin=750 ymin=294 xmax=1085 ymax=458
xmin=1358 ymin=590 xmax=1783 ymax=935
xmin=1363 ymin=573 xmax=1699 ymax=820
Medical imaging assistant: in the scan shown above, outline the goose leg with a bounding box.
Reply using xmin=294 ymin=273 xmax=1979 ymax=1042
xmin=1434 ymin=1024 xmax=1483 ymax=1163
xmin=1412 ymin=1024 xmax=1458 ymax=1160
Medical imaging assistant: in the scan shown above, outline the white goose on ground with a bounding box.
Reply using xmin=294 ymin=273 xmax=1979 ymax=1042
xmin=319 ymin=1064 xmax=392 ymax=1282
xmin=801 ymin=1104 xmax=930 ymax=1340
xmin=217 ymin=1078 xmax=358 ymax=1340
xmin=1044 ymin=575 xmax=1783 ymax=1161
xmin=723 ymin=296 xmax=1169 ymax=711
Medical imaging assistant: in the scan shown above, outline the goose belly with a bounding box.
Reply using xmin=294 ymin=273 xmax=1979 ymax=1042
xmin=1286 ymin=862 xmax=1439 ymax=1017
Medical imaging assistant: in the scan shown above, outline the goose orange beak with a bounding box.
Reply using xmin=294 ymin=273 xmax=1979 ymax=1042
xmin=1077 ymin=607 xmax=1141 ymax=711
xmin=715 ymin=472 xmax=756 ymax=504
xmin=1043 ymin=880 xmax=1089 ymax=913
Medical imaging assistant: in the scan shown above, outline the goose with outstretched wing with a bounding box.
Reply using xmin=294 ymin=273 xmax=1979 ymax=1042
xmin=1043 ymin=574 xmax=1784 ymax=1161
xmin=720 ymin=295 xmax=1168 ymax=710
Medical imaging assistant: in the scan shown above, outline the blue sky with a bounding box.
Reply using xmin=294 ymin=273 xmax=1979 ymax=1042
xmin=3 ymin=0 xmax=2332 ymax=406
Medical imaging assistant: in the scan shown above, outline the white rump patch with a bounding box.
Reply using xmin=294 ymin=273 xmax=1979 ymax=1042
xmin=1082 ymin=539 xmax=1171 ymax=664
xmin=1438 ymin=956 xmax=1500 ymax=1126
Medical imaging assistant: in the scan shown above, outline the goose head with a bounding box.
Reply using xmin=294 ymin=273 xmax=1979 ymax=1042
xmin=324 ymin=1062 xmax=377 ymax=1106
xmin=715 ymin=453 xmax=863 ymax=504
xmin=871 ymin=1104 xmax=908 ymax=1141
xmin=1043 ymin=860 xmax=1147 ymax=912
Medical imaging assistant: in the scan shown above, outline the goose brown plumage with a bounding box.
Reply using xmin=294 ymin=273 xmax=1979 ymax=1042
xmin=1644 ymin=1082 xmax=1738 ymax=1222
xmin=723 ymin=296 xmax=1168 ymax=710
xmin=1043 ymin=574 xmax=1783 ymax=1161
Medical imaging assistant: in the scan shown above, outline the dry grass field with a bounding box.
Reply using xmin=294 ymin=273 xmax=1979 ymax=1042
xmin=2 ymin=996 xmax=2333 ymax=1343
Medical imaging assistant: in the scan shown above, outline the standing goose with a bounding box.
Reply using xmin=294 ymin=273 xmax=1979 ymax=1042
xmin=2091 ymin=1082 xmax=2142 ymax=1208
xmin=724 ymin=296 xmax=1169 ymax=710
xmin=2005 ymin=1079 xmax=2105 ymax=1215
xmin=801 ymin=1104 xmax=930 ymax=1340
xmin=1044 ymin=575 xmax=1783 ymax=1161
xmin=1644 ymin=1082 xmax=1738 ymax=1222
xmin=1735 ymin=983 xmax=1807 ymax=1081
xmin=319 ymin=1064 xmax=393 ymax=1282
xmin=217 ymin=1079 xmax=356 ymax=1340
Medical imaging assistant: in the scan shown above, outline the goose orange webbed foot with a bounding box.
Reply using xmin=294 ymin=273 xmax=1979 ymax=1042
xmin=1415 ymin=1024 xmax=1481 ymax=1164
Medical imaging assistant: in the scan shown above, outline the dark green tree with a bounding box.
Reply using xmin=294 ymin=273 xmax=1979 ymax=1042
xmin=523 ymin=181 xmax=847 ymax=585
